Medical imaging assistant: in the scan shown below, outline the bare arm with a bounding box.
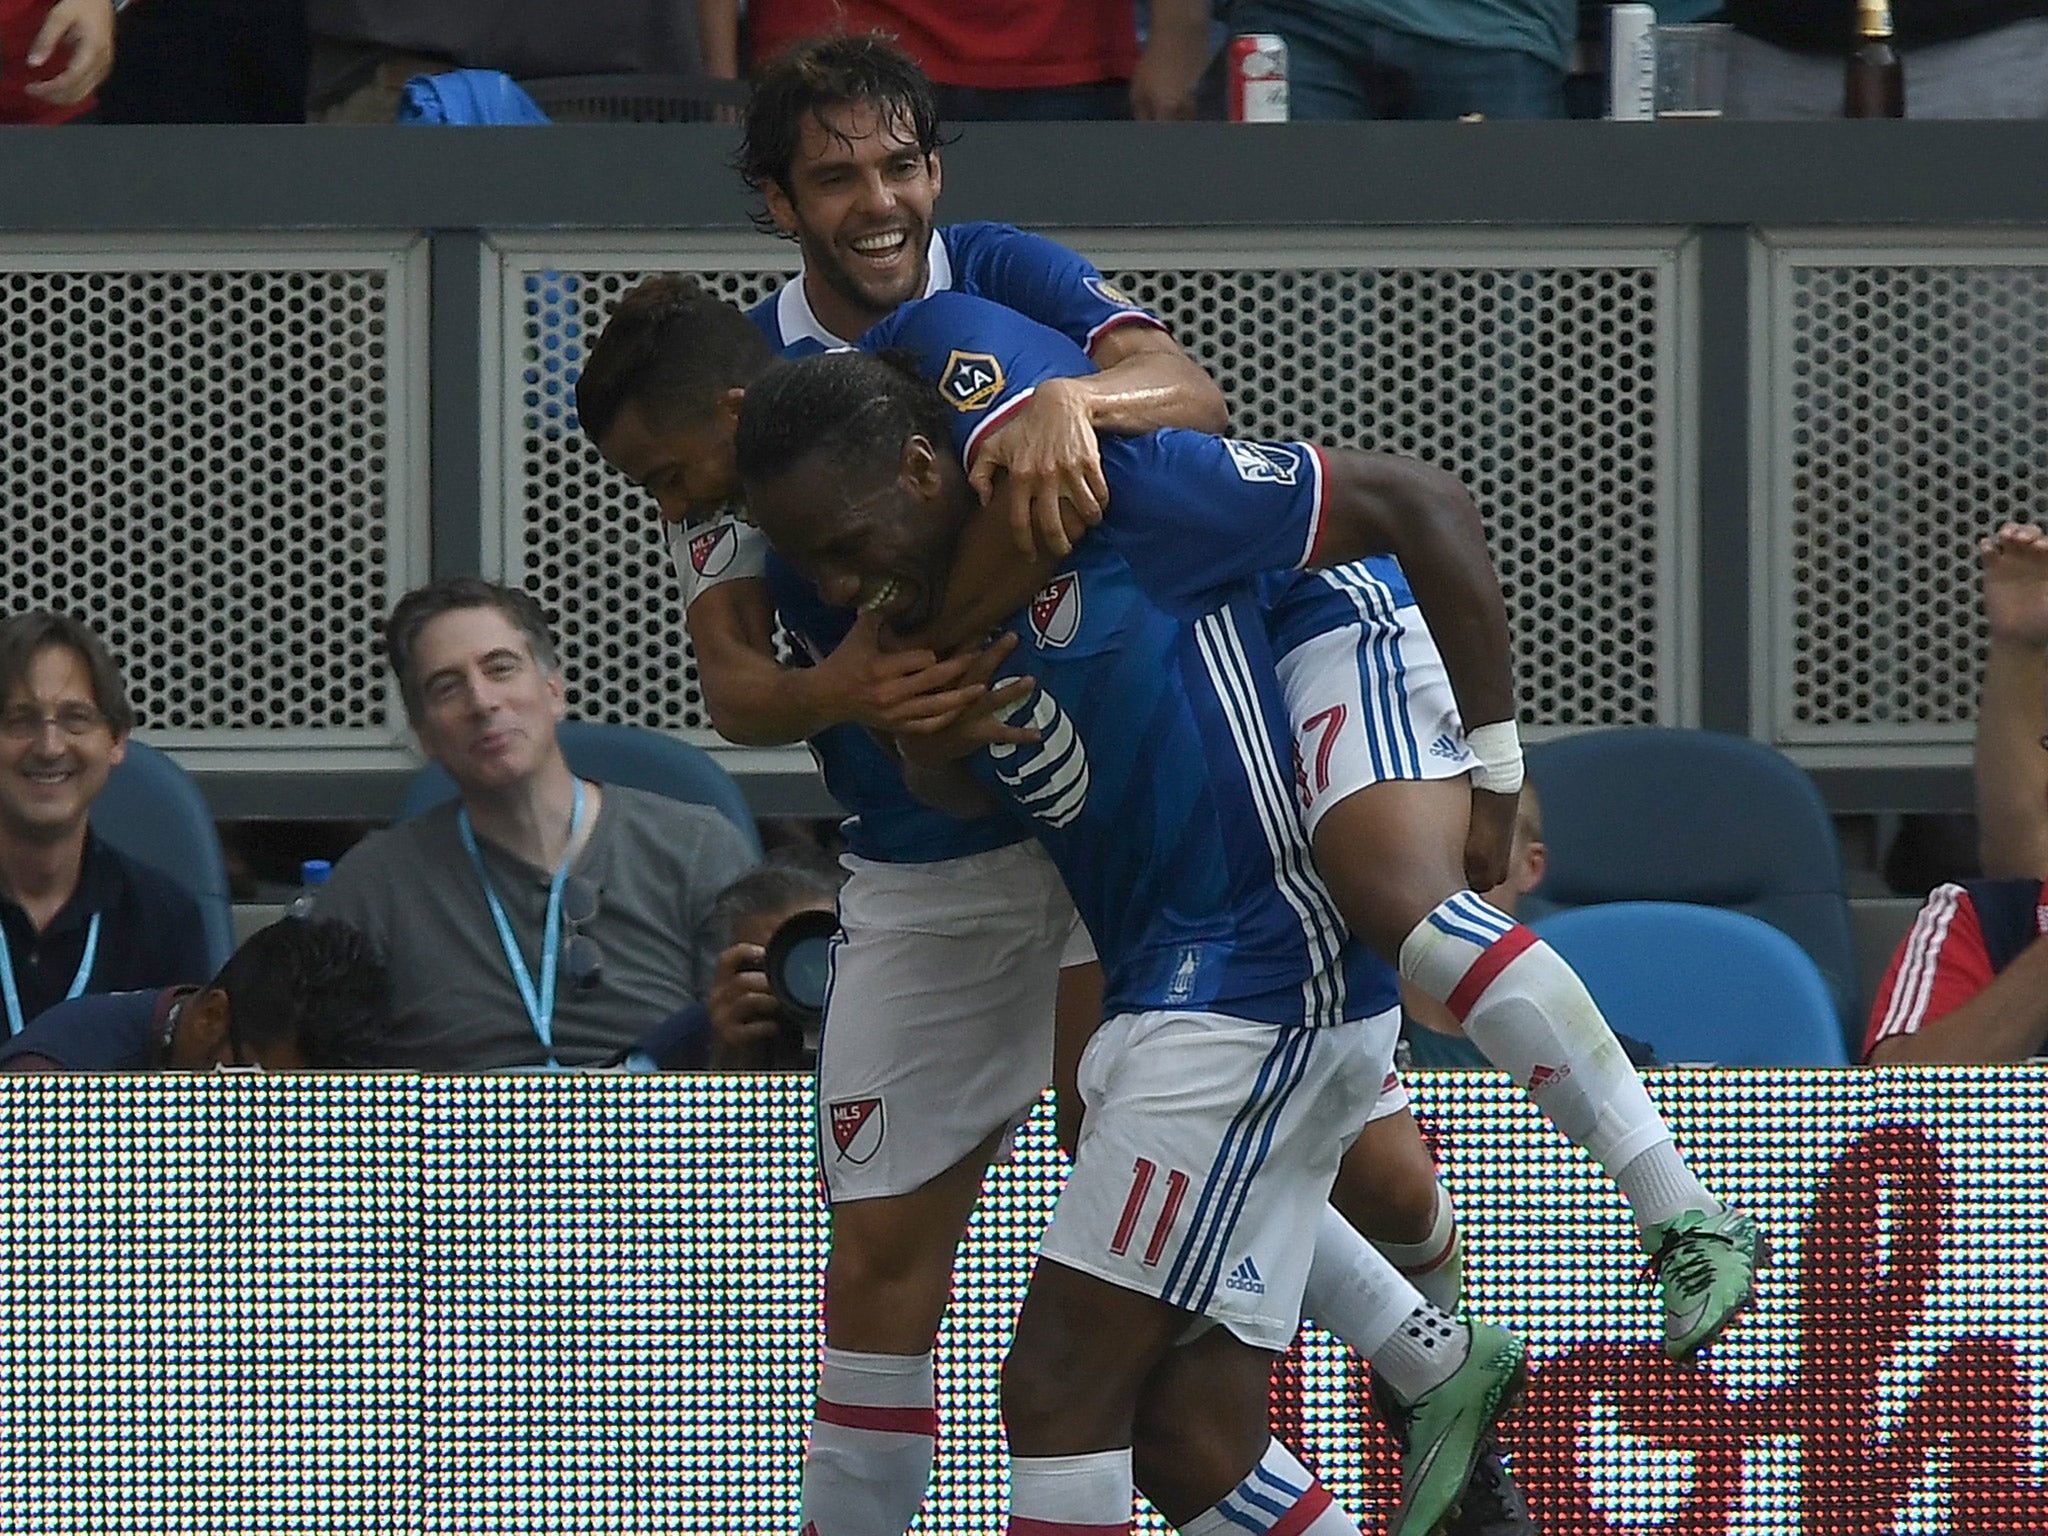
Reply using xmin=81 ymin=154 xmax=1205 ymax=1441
xmin=1311 ymin=451 xmax=1518 ymax=757
xmin=1868 ymin=934 xmax=2048 ymax=1063
xmin=1975 ymin=523 xmax=2048 ymax=878
xmin=1130 ymin=0 xmax=1214 ymax=120
xmin=967 ymin=326 xmax=1229 ymax=556
xmin=697 ymin=0 xmax=739 ymax=78
xmin=689 ymin=579 xmax=999 ymax=746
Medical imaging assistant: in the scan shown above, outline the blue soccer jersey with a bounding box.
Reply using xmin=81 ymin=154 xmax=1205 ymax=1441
xmin=861 ymin=291 xmax=1397 ymax=1027
xmin=744 ymin=223 xmax=1164 ymax=865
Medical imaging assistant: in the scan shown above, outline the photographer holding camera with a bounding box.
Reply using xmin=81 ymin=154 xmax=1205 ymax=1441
xmin=627 ymin=856 xmax=843 ymax=1072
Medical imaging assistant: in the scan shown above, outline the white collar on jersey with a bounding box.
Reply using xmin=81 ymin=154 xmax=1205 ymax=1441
xmin=776 ymin=230 xmax=953 ymax=352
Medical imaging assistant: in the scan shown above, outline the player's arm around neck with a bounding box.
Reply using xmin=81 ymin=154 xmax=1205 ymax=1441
xmin=687 ymin=580 xmax=830 ymax=746
xmin=1076 ymin=326 xmax=1228 ymax=436
xmin=1312 ymin=450 xmax=1518 ymax=738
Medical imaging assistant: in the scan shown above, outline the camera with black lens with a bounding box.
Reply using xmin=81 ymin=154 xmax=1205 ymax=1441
xmin=760 ymin=906 xmax=839 ymax=1067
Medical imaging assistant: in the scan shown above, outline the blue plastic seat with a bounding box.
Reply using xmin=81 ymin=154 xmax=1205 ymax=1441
xmin=1532 ymin=901 xmax=1850 ymax=1067
xmin=394 ymin=720 xmax=763 ymax=857
xmin=90 ymin=737 xmax=236 ymax=972
xmin=1524 ymin=727 xmax=1859 ymax=1054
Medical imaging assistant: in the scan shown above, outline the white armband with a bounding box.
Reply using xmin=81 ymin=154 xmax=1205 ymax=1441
xmin=1466 ymin=720 xmax=1525 ymax=796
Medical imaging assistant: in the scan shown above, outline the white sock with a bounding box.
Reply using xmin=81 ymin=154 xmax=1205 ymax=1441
xmin=1400 ymin=893 xmax=1717 ymax=1230
xmin=1368 ymin=1186 xmax=1465 ymax=1315
xmin=1302 ymin=1204 xmax=1428 ymax=1358
xmin=1179 ymin=1438 xmax=1363 ymax=1535
xmin=1616 ymin=1141 xmax=1722 ymax=1230
xmin=1371 ymin=1305 xmax=1472 ymax=1405
xmin=801 ymin=1348 xmax=936 ymax=1536
xmin=1008 ymin=1448 xmax=1132 ymax=1534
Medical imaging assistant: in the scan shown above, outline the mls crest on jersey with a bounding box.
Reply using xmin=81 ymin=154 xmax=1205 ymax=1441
xmin=1224 ymin=440 xmax=1302 ymax=486
xmin=939 ymin=350 xmax=1005 ymax=411
xmin=689 ymin=522 xmax=737 ymax=578
xmin=829 ymin=1097 xmax=885 ymax=1164
xmin=1028 ymin=573 xmax=1082 ymax=648
xmin=1084 ymin=275 xmax=1139 ymax=310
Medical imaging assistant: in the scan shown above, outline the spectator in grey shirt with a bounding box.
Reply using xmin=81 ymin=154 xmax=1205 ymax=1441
xmin=318 ymin=578 xmax=757 ymax=1070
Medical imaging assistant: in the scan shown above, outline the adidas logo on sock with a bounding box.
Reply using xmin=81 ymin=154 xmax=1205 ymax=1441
xmin=1225 ymin=1256 xmax=1266 ymax=1295
xmin=1429 ymin=733 xmax=1462 ymax=760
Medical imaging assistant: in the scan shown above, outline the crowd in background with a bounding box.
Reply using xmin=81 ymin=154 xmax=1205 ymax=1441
xmin=2 ymin=0 xmax=2046 ymax=126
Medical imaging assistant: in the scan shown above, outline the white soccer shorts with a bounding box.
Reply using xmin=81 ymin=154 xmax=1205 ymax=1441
xmin=1039 ymin=1004 xmax=1399 ymax=1351
xmin=1278 ymin=606 xmax=1479 ymax=838
xmin=815 ymin=840 xmax=1074 ymax=1204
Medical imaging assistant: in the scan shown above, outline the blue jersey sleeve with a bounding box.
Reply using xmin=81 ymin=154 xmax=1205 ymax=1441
xmin=861 ymin=290 xmax=1097 ymax=467
xmin=942 ymin=222 xmax=1168 ymax=356
xmin=1098 ymin=431 xmax=1330 ymax=614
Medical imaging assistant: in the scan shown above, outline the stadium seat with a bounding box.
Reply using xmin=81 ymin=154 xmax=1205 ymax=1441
xmin=1531 ymin=902 xmax=1850 ymax=1067
xmin=395 ymin=720 xmax=763 ymax=857
xmin=1523 ymin=726 xmax=1860 ymax=1054
xmin=90 ymin=737 xmax=236 ymax=973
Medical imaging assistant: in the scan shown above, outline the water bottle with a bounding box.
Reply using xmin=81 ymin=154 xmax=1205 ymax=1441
xmin=287 ymin=858 xmax=332 ymax=920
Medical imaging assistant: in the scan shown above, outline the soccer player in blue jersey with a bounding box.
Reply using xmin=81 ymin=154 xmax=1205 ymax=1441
xmin=731 ymin=314 xmax=1536 ymax=1536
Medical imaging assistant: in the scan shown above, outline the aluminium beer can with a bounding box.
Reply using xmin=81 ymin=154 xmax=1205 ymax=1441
xmin=1607 ymin=4 xmax=1657 ymax=120
xmin=1228 ymin=33 xmax=1289 ymax=123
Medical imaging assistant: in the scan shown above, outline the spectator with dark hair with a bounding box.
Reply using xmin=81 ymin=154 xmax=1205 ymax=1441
xmin=626 ymin=854 xmax=845 ymax=1071
xmin=0 ymin=0 xmax=116 ymax=123
xmin=1866 ymin=524 xmax=2048 ymax=1063
xmin=0 ymin=918 xmax=393 ymax=1071
xmin=313 ymin=577 xmax=758 ymax=1070
xmin=0 ymin=611 xmax=210 ymax=1038
xmin=1724 ymin=0 xmax=2048 ymax=118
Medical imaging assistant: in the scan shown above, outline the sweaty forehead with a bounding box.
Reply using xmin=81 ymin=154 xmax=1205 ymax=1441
xmin=798 ymin=101 xmax=920 ymax=166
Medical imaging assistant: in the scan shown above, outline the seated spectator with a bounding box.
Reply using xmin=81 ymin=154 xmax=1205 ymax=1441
xmin=1723 ymin=0 xmax=2048 ymax=119
xmin=625 ymin=854 xmax=843 ymax=1071
xmin=1399 ymin=783 xmax=1660 ymax=1068
xmin=1866 ymin=525 xmax=2048 ymax=1063
xmin=0 ymin=0 xmax=115 ymax=124
xmin=315 ymin=578 xmax=758 ymax=1070
xmin=0 ymin=611 xmax=211 ymax=1036
xmin=0 ymin=917 xmax=392 ymax=1071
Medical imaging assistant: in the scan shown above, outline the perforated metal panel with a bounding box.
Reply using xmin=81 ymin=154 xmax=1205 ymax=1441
xmin=1759 ymin=237 xmax=2048 ymax=752
xmin=0 ymin=240 xmax=430 ymax=765
xmin=490 ymin=232 xmax=1689 ymax=742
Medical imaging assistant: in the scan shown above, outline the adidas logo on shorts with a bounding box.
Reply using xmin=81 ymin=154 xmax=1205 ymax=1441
xmin=1429 ymin=732 xmax=1462 ymax=760
xmin=1224 ymin=1256 xmax=1266 ymax=1295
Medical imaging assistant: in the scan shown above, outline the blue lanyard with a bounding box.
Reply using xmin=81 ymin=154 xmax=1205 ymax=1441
xmin=0 ymin=910 xmax=102 ymax=1036
xmin=457 ymin=780 xmax=584 ymax=1066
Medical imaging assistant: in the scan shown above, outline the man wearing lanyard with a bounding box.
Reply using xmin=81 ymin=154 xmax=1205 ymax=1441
xmin=314 ymin=579 xmax=758 ymax=1070
xmin=0 ymin=611 xmax=211 ymax=1038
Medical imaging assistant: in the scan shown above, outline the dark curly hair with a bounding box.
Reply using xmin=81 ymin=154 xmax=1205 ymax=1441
xmin=733 ymin=348 xmax=953 ymax=491
xmin=736 ymin=32 xmax=947 ymax=234
xmin=212 ymin=918 xmax=394 ymax=1070
xmin=576 ymin=275 xmax=778 ymax=448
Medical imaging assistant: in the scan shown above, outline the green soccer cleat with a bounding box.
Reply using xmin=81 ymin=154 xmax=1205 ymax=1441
xmin=1388 ymin=1321 xmax=1529 ymax=1536
xmin=1643 ymin=1205 xmax=1768 ymax=1361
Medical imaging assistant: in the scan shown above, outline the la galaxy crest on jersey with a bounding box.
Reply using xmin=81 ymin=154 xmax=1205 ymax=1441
xmin=1028 ymin=572 xmax=1082 ymax=648
xmin=1224 ymin=440 xmax=1303 ymax=486
xmin=939 ymin=349 xmax=1005 ymax=411
xmin=1084 ymin=275 xmax=1139 ymax=310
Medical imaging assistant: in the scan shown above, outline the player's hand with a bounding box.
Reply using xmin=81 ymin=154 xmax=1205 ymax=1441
xmin=706 ymin=943 xmax=784 ymax=1069
xmin=1981 ymin=522 xmax=2048 ymax=650
xmin=24 ymin=0 xmax=116 ymax=105
xmin=896 ymin=672 xmax=1041 ymax=767
xmin=966 ymin=376 xmax=1108 ymax=557
xmin=812 ymin=609 xmax=1000 ymax=734
xmin=1130 ymin=27 xmax=1209 ymax=120
xmin=1464 ymin=787 xmax=1519 ymax=893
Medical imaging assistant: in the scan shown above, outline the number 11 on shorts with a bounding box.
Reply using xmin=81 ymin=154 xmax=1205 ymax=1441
xmin=1111 ymin=1157 xmax=1190 ymax=1267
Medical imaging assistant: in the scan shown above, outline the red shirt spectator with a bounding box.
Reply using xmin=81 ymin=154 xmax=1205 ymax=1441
xmin=1 ymin=0 xmax=117 ymax=124
xmin=1864 ymin=875 xmax=2048 ymax=1062
xmin=744 ymin=0 xmax=1137 ymax=92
